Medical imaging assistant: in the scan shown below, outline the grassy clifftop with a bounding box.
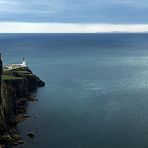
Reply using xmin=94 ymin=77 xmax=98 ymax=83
xmin=3 ymin=67 xmax=33 ymax=79
xmin=2 ymin=67 xmax=45 ymax=97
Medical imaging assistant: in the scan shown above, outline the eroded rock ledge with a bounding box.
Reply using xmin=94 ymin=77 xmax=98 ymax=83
xmin=0 ymin=60 xmax=45 ymax=147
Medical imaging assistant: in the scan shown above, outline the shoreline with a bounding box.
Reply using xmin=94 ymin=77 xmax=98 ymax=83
xmin=0 ymin=63 xmax=45 ymax=147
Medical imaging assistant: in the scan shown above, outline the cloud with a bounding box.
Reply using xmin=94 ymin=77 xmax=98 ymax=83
xmin=0 ymin=0 xmax=147 ymax=23
xmin=0 ymin=0 xmax=59 ymax=16
xmin=0 ymin=22 xmax=148 ymax=33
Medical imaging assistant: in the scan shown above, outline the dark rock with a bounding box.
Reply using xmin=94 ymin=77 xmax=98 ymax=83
xmin=16 ymin=105 xmax=27 ymax=114
xmin=0 ymin=63 xmax=45 ymax=146
xmin=11 ymin=134 xmax=21 ymax=141
xmin=28 ymin=132 xmax=34 ymax=138
xmin=38 ymin=80 xmax=45 ymax=87
xmin=16 ymin=98 xmax=28 ymax=106
xmin=0 ymin=135 xmax=13 ymax=142
xmin=34 ymin=115 xmax=39 ymax=118
xmin=28 ymin=95 xmax=36 ymax=101
xmin=18 ymin=140 xmax=24 ymax=144
xmin=16 ymin=114 xmax=30 ymax=123
xmin=11 ymin=128 xmax=16 ymax=133
xmin=13 ymin=142 xmax=18 ymax=146
xmin=24 ymin=114 xmax=30 ymax=118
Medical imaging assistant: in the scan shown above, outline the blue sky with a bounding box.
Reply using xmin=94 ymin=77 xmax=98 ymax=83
xmin=0 ymin=0 xmax=148 ymax=32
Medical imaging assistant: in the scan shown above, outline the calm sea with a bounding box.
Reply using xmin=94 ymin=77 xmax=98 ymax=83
xmin=1 ymin=33 xmax=148 ymax=148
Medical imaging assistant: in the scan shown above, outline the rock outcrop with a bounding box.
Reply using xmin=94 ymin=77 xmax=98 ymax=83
xmin=0 ymin=56 xmax=45 ymax=147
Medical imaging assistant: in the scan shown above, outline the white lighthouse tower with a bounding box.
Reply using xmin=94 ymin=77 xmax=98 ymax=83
xmin=22 ymin=58 xmax=27 ymax=67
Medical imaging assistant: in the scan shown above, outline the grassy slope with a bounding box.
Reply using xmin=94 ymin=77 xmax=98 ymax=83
xmin=2 ymin=75 xmax=23 ymax=80
xmin=2 ymin=67 xmax=32 ymax=80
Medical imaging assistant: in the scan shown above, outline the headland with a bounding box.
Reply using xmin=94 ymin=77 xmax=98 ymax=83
xmin=0 ymin=55 xmax=45 ymax=147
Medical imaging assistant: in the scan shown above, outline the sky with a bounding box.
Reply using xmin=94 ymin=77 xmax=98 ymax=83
xmin=0 ymin=0 xmax=148 ymax=32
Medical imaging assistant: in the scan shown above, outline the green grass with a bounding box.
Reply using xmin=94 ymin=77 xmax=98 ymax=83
xmin=2 ymin=75 xmax=23 ymax=80
xmin=13 ymin=67 xmax=29 ymax=71
xmin=2 ymin=70 xmax=13 ymax=75
xmin=2 ymin=67 xmax=31 ymax=80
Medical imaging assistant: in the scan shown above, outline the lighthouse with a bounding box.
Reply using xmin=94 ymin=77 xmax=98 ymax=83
xmin=22 ymin=58 xmax=27 ymax=67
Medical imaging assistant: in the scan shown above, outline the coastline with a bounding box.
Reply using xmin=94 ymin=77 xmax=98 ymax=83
xmin=0 ymin=59 xmax=45 ymax=147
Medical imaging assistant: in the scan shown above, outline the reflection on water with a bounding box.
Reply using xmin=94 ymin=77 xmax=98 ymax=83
xmin=1 ymin=33 xmax=148 ymax=148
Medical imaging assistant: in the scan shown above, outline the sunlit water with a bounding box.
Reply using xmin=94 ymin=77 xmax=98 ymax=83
xmin=1 ymin=33 xmax=148 ymax=148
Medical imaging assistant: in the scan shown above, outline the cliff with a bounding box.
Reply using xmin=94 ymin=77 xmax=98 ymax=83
xmin=0 ymin=60 xmax=45 ymax=147
xmin=3 ymin=67 xmax=45 ymax=97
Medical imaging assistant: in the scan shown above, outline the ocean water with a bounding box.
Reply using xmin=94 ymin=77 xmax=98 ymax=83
xmin=1 ymin=33 xmax=148 ymax=148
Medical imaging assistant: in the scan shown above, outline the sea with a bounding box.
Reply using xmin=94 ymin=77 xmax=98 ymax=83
xmin=1 ymin=33 xmax=148 ymax=148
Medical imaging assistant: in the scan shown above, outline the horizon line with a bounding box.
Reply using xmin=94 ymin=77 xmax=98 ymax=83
xmin=0 ymin=22 xmax=148 ymax=33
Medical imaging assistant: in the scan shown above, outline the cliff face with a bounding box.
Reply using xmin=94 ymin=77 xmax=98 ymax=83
xmin=0 ymin=59 xmax=45 ymax=147
xmin=0 ymin=60 xmax=45 ymax=135
xmin=0 ymin=83 xmax=16 ymax=132
xmin=0 ymin=57 xmax=16 ymax=134
xmin=0 ymin=57 xmax=4 ymax=129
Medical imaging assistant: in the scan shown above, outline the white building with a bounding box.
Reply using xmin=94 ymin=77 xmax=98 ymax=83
xmin=4 ymin=58 xmax=27 ymax=70
xmin=21 ymin=58 xmax=27 ymax=67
